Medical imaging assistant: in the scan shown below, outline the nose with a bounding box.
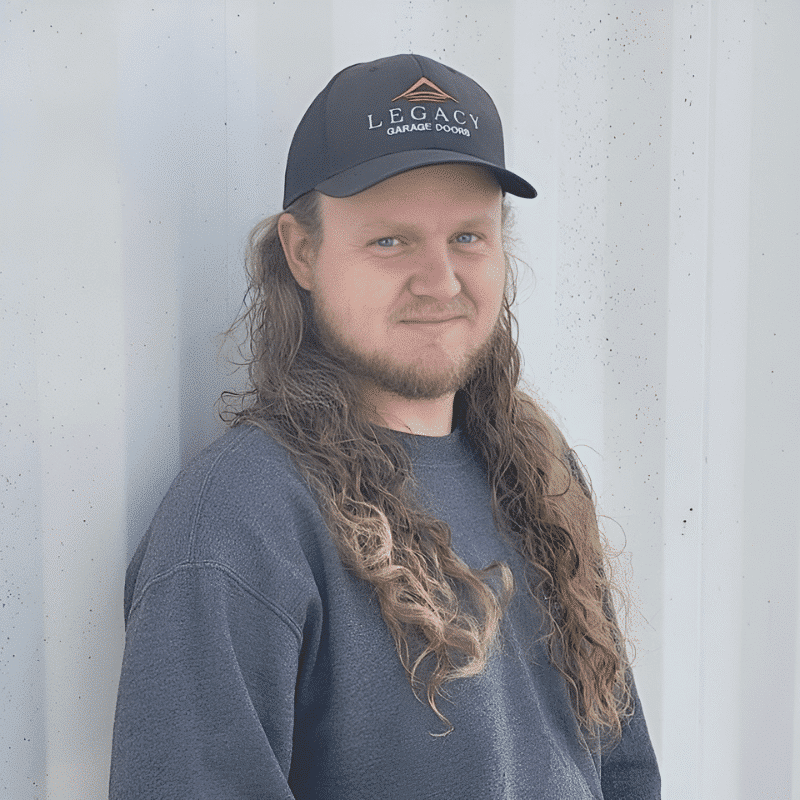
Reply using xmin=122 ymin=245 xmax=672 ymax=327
xmin=408 ymin=244 xmax=461 ymax=301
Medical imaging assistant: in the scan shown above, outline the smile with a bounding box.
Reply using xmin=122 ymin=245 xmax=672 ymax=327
xmin=400 ymin=317 xmax=463 ymax=325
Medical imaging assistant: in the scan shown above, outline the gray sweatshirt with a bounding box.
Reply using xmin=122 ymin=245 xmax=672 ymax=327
xmin=110 ymin=422 xmax=660 ymax=799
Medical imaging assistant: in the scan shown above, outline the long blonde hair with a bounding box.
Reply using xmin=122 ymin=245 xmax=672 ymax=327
xmin=221 ymin=190 xmax=633 ymax=743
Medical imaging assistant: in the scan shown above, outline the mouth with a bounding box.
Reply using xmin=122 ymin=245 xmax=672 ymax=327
xmin=400 ymin=317 xmax=463 ymax=325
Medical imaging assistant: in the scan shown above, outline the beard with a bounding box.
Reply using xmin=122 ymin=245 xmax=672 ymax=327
xmin=308 ymin=293 xmax=503 ymax=401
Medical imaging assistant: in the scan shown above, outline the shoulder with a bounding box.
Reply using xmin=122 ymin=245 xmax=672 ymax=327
xmin=175 ymin=422 xmax=298 ymax=494
xmin=126 ymin=423 xmax=335 ymax=620
xmin=148 ymin=423 xmax=313 ymax=549
xmin=173 ymin=422 xmax=305 ymax=509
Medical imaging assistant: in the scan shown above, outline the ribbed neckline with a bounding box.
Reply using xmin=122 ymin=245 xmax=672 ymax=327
xmin=389 ymin=423 xmax=474 ymax=467
xmin=380 ymin=392 xmax=476 ymax=466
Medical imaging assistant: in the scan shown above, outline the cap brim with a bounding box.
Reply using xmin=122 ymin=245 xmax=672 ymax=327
xmin=314 ymin=149 xmax=537 ymax=199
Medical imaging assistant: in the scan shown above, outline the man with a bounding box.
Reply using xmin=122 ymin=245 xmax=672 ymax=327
xmin=110 ymin=54 xmax=660 ymax=798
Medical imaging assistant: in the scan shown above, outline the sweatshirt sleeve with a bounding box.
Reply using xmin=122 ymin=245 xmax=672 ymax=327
xmin=109 ymin=561 xmax=302 ymax=799
xmin=599 ymin=675 xmax=661 ymax=799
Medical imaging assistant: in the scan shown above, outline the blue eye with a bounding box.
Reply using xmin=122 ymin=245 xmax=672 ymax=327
xmin=455 ymin=233 xmax=478 ymax=244
xmin=376 ymin=237 xmax=399 ymax=247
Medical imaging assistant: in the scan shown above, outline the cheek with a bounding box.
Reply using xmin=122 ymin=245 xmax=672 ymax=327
xmin=475 ymin=259 xmax=507 ymax=314
xmin=314 ymin=263 xmax=395 ymax=331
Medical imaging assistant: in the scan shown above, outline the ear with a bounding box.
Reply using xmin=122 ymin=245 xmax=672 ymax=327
xmin=278 ymin=212 xmax=315 ymax=291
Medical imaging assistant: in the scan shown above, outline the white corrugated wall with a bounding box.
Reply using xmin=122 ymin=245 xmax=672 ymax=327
xmin=1 ymin=1 xmax=798 ymax=797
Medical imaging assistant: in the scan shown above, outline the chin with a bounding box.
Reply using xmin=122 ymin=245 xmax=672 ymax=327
xmin=368 ymin=353 xmax=477 ymax=401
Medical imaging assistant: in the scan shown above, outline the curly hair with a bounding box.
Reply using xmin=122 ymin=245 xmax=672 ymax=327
xmin=220 ymin=189 xmax=633 ymax=744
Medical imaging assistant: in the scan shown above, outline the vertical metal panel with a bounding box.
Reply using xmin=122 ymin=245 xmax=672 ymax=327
xmin=0 ymin=141 xmax=48 ymax=800
xmin=660 ymin=3 xmax=713 ymax=796
xmin=1 ymin=3 xmax=129 ymax=797
xmin=700 ymin=4 xmax=752 ymax=797
xmin=740 ymin=1 xmax=800 ymax=796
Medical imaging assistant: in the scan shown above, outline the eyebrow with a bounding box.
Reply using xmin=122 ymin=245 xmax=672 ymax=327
xmin=356 ymin=213 xmax=499 ymax=233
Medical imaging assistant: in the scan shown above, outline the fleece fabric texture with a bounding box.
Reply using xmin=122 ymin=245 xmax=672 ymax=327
xmin=110 ymin=421 xmax=660 ymax=799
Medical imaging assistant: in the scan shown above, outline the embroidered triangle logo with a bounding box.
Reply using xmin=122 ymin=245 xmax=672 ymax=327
xmin=392 ymin=77 xmax=457 ymax=103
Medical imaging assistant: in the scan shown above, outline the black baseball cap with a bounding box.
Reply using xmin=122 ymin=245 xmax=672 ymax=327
xmin=282 ymin=53 xmax=537 ymax=208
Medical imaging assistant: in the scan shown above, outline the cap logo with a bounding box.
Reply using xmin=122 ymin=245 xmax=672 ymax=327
xmin=391 ymin=77 xmax=457 ymax=104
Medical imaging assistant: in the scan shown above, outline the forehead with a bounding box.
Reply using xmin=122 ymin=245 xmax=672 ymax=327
xmin=318 ymin=163 xmax=503 ymax=232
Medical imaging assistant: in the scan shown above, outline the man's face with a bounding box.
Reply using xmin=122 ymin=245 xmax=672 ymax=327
xmin=301 ymin=163 xmax=506 ymax=401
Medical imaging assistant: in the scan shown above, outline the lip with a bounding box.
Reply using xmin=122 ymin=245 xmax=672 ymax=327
xmin=400 ymin=317 xmax=463 ymax=324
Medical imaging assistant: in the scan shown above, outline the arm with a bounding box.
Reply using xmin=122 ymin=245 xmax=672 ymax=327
xmin=600 ymin=674 xmax=661 ymax=799
xmin=109 ymin=562 xmax=301 ymax=799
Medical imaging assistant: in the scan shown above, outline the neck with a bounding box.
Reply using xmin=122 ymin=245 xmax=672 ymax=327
xmin=362 ymin=386 xmax=455 ymax=437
